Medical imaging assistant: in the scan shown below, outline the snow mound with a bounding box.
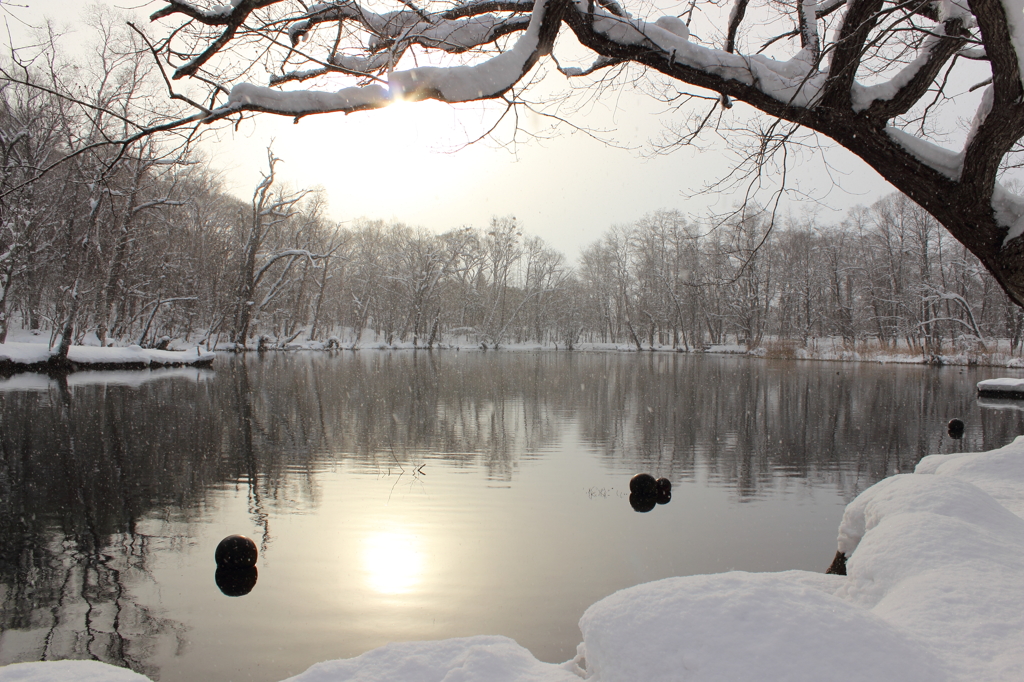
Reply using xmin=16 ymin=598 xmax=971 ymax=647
xmin=916 ymin=434 xmax=1024 ymax=518
xmin=578 ymin=570 xmax=945 ymax=682
xmin=0 ymin=660 xmax=150 ymax=682
xmin=282 ymin=636 xmax=580 ymax=682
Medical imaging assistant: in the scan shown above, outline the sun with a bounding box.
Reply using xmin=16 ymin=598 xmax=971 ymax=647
xmin=375 ymin=97 xmax=473 ymax=150
xmin=362 ymin=531 xmax=425 ymax=594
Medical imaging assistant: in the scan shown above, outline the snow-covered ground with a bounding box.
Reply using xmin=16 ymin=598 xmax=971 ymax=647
xmin=2 ymin=437 xmax=1021 ymax=681
xmin=0 ymin=341 xmax=214 ymax=370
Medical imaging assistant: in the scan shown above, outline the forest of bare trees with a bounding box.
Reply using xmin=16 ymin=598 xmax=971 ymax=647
xmin=2 ymin=13 xmax=1023 ymax=358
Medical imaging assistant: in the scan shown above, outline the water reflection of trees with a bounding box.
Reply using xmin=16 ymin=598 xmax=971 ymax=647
xmin=0 ymin=376 xmax=213 ymax=676
xmin=2 ymin=353 xmax=1022 ymax=674
xmin=209 ymin=353 xmax=1023 ymax=503
xmin=571 ymin=354 xmax=1024 ymax=501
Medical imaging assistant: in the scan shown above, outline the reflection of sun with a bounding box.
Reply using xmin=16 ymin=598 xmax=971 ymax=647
xmin=362 ymin=531 xmax=424 ymax=594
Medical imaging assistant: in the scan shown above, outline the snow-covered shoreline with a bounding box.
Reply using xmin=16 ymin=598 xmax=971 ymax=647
xmin=0 ymin=342 xmax=215 ymax=374
xmin=207 ymin=339 xmax=1024 ymax=368
xmin=2 ymin=437 xmax=1021 ymax=681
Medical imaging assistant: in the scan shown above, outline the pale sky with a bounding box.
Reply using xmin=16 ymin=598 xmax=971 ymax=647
xmin=12 ymin=0 xmax=897 ymax=259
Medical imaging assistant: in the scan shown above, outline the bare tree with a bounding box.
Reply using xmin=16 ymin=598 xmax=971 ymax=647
xmin=0 ymin=76 xmax=62 ymax=342
xmin=0 ymin=9 xmax=201 ymax=358
xmin=229 ymin=148 xmax=331 ymax=346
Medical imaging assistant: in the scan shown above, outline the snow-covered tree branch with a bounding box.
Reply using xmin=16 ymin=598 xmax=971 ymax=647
xmin=142 ymin=0 xmax=1024 ymax=307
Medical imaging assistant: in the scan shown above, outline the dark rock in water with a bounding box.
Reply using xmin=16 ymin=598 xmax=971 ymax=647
xmin=629 ymin=473 xmax=658 ymax=496
xmin=216 ymin=566 xmax=258 ymax=596
xmin=655 ymin=478 xmax=672 ymax=505
xmin=216 ymin=535 xmax=258 ymax=568
xmin=825 ymin=550 xmax=847 ymax=576
xmin=947 ymin=418 xmax=965 ymax=439
xmin=629 ymin=492 xmax=657 ymax=513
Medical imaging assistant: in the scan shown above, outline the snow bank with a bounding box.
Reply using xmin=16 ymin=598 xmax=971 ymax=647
xmin=578 ymin=571 xmax=945 ymax=682
xmin=0 ymin=342 xmax=215 ymax=369
xmin=916 ymin=437 xmax=1024 ymax=518
xmin=832 ymin=470 xmax=1024 ymax=681
xmin=978 ymin=377 xmax=1024 ymax=397
xmin=0 ymin=661 xmax=150 ymax=682
xmin=281 ymin=637 xmax=580 ymax=682
xmin=4 ymin=439 xmax=1022 ymax=682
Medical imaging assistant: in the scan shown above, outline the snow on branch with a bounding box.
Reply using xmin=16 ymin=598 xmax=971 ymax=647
xmin=850 ymin=16 xmax=967 ymax=117
xmin=209 ymin=0 xmax=555 ymax=118
xmin=798 ymin=0 xmax=819 ymax=60
xmin=287 ymin=1 xmax=532 ymax=51
xmin=253 ymin=249 xmax=326 ymax=288
xmin=885 ymin=127 xmax=963 ymax=180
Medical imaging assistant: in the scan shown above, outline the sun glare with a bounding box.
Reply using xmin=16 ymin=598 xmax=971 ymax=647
xmin=362 ymin=531 xmax=424 ymax=594
xmin=377 ymin=98 xmax=468 ymax=148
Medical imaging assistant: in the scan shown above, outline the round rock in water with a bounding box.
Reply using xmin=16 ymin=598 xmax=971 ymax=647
xmin=655 ymin=477 xmax=672 ymax=505
xmin=629 ymin=473 xmax=658 ymax=496
xmin=947 ymin=418 xmax=965 ymax=439
xmin=216 ymin=566 xmax=258 ymax=597
xmin=215 ymin=534 xmax=258 ymax=568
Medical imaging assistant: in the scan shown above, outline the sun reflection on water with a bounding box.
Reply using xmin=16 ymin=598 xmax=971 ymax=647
xmin=362 ymin=531 xmax=424 ymax=594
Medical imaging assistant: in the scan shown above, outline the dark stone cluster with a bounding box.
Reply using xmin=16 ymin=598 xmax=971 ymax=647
xmin=629 ymin=473 xmax=672 ymax=512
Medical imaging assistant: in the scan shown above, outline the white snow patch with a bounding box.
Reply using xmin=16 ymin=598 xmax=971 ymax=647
xmin=0 ymin=341 xmax=49 ymax=364
xmin=965 ymin=84 xmax=994 ymax=151
xmin=390 ymin=0 xmax=547 ymax=102
xmin=938 ymin=0 xmax=974 ymax=23
xmin=585 ymin=4 xmax=825 ymax=107
xmin=885 ymin=126 xmax=964 ymax=180
xmin=978 ymin=377 xmax=1024 ymax=394
xmin=0 ymin=660 xmax=151 ymax=682
xmin=579 ymin=571 xmax=947 ymax=682
xmin=0 ymin=342 xmax=215 ymax=367
xmin=281 ymin=636 xmax=580 ymax=682
xmin=917 ymin=436 xmax=1024 ymax=518
xmin=991 ymin=181 xmax=1024 ymax=247
xmin=228 ymin=82 xmax=390 ymax=115
xmin=653 ymin=16 xmax=689 ymax=40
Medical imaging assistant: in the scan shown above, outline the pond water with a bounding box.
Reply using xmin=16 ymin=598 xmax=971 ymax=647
xmin=1 ymin=351 xmax=1022 ymax=681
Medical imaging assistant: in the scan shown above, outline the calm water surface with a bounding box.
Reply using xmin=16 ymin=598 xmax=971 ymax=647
xmin=1 ymin=352 xmax=1022 ymax=681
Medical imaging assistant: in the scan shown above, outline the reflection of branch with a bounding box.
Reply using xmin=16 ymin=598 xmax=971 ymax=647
xmin=388 ymin=441 xmax=406 ymax=473
xmin=43 ymin=561 xmax=73 ymax=660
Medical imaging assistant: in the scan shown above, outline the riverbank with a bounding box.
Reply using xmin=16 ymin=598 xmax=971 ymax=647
xmin=4 ymin=326 xmax=1024 ymax=369
xmin=2 ymin=435 xmax=1020 ymax=681
xmin=0 ymin=342 xmax=215 ymax=374
xmin=215 ymin=334 xmax=1024 ymax=368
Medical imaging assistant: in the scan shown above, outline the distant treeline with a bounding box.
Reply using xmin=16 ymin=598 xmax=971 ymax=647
xmin=1 ymin=16 xmax=1021 ymax=354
